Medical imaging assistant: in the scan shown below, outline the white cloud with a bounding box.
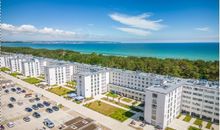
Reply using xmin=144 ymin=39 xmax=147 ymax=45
xmin=109 ymin=13 xmax=163 ymax=31
xmin=195 ymin=27 xmax=209 ymax=32
xmin=1 ymin=23 xmax=76 ymax=39
xmin=116 ymin=27 xmax=151 ymax=36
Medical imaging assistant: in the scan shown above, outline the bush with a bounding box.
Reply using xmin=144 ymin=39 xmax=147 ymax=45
xmin=183 ymin=115 xmax=192 ymax=122
xmin=205 ymin=122 xmax=212 ymax=129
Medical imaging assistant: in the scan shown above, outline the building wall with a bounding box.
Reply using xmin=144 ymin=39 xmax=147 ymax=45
xmin=45 ymin=66 xmax=67 ymax=85
xmin=9 ymin=58 xmax=23 ymax=73
xmin=181 ymin=85 xmax=219 ymax=123
xmin=144 ymin=86 xmax=182 ymax=129
xmin=21 ymin=60 xmax=41 ymax=77
xmin=76 ymin=71 xmax=109 ymax=98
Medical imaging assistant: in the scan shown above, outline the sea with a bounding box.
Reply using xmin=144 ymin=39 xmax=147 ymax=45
xmin=1 ymin=42 xmax=219 ymax=61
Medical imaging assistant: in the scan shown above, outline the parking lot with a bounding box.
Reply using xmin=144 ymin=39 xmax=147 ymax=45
xmin=1 ymin=79 xmax=104 ymax=130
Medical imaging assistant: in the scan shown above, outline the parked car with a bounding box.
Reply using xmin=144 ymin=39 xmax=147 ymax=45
xmin=0 ymin=125 xmax=5 ymax=130
xmin=32 ymin=112 xmax=41 ymax=118
xmin=2 ymin=86 xmax=6 ymax=89
xmin=7 ymin=122 xmax=15 ymax=128
xmin=43 ymin=118 xmax=54 ymax=128
xmin=21 ymin=90 xmax=26 ymax=93
xmin=32 ymin=104 xmax=39 ymax=110
xmin=16 ymin=87 xmax=21 ymax=91
xmin=52 ymin=106 xmax=59 ymax=111
xmin=23 ymin=116 xmax=31 ymax=122
xmin=4 ymin=89 xmax=9 ymax=93
xmin=11 ymin=88 xmax=16 ymax=92
xmin=37 ymin=103 xmax=44 ymax=108
xmin=8 ymin=103 xmax=14 ymax=108
xmin=43 ymin=101 xmax=50 ymax=107
xmin=46 ymin=108 xmax=53 ymax=113
xmin=35 ymin=97 xmax=40 ymax=101
xmin=10 ymin=97 xmax=16 ymax=102
xmin=25 ymin=107 xmax=32 ymax=112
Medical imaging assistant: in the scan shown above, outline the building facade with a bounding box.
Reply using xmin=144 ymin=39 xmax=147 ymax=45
xmin=144 ymin=81 xmax=182 ymax=129
xmin=45 ymin=64 xmax=67 ymax=85
xmin=21 ymin=59 xmax=41 ymax=77
xmin=76 ymin=71 xmax=109 ymax=98
xmin=181 ymin=80 xmax=219 ymax=123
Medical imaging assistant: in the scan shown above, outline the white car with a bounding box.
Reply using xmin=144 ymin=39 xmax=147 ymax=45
xmin=7 ymin=122 xmax=15 ymax=128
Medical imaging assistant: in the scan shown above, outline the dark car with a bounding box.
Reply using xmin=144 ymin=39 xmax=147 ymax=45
xmin=35 ymin=97 xmax=40 ymax=101
xmin=2 ymin=86 xmax=6 ymax=89
xmin=46 ymin=108 xmax=53 ymax=113
xmin=21 ymin=90 xmax=26 ymax=93
xmin=0 ymin=125 xmax=5 ymax=130
xmin=4 ymin=89 xmax=9 ymax=93
xmin=32 ymin=104 xmax=39 ymax=110
xmin=16 ymin=87 xmax=21 ymax=91
xmin=11 ymin=88 xmax=16 ymax=92
xmin=25 ymin=107 xmax=32 ymax=112
xmin=43 ymin=101 xmax=50 ymax=107
xmin=10 ymin=97 xmax=16 ymax=102
xmin=23 ymin=116 xmax=31 ymax=122
xmin=32 ymin=112 xmax=41 ymax=118
xmin=37 ymin=103 xmax=44 ymax=108
xmin=52 ymin=106 xmax=59 ymax=111
xmin=8 ymin=103 xmax=14 ymax=108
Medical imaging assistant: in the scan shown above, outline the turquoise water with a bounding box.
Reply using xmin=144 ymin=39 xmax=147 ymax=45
xmin=1 ymin=42 xmax=219 ymax=61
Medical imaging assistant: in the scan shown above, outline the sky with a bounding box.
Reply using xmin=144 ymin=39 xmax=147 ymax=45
xmin=1 ymin=0 xmax=219 ymax=42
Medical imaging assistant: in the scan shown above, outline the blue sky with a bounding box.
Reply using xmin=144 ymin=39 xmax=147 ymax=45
xmin=2 ymin=0 xmax=219 ymax=42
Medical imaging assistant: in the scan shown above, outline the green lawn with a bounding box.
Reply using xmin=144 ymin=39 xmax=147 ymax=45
xmin=122 ymin=97 xmax=133 ymax=103
xmin=205 ymin=122 xmax=212 ymax=129
xmin=101 ymin=97 xmax=143 ymax=112
xmin=188 ymin=126 xmax=201 ymax=130
xmin=106 ymin=92 xmax=118 ymax=98
xmin=10 ymin=72 xmax=21 ymax=77
xmin=84 ymin=100 xmax=134 ymax=122
xmin=194 ymin=118 xmax=203 ymax=126
xmin=165 ymin=127 xmax=175 ymax=130
xmin=183 ymin=115 xmax=192 ymax=122
xmin=23 ymin=77 xmax=41 ymax=84
xmin=47 ymin=87 xmax=73 ymax=96
xmin=66 ymin=80 xmax=77 ymax=89
xmin=0 ymin=67 xmax=10 ymax=72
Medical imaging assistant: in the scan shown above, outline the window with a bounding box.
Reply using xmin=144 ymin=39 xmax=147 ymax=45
xmin=152 ymin=93 xmax=157 ymax=98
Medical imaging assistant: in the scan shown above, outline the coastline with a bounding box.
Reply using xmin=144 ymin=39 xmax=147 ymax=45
xmin=2 ymin=46 xmax=219 ymax=80
xmin=1 ymin=42 xmax=219 ymax=61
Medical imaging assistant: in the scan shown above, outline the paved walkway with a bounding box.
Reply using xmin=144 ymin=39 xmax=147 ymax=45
xmin=1 ymin=72 xmax=135 ymax=130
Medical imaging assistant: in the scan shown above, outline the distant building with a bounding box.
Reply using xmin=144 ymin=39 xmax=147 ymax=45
xmin=21 ymin=59 xmax=41 ymax=77
xmin=144 ymin=80 xmax=182 ymax=129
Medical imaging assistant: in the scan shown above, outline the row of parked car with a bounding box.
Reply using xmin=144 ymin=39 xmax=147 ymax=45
xmin=4 ymin=86 xmax=26 ymax=94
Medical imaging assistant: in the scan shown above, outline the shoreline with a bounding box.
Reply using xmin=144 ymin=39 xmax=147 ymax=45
xmin=1 ymin=43 xmax=219 ymax=61
xmin=1 ymin=46 xmax=219 ymax=80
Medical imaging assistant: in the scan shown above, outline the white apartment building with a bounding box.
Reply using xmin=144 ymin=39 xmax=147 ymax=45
xmin=144 ymin=80 xmax=182 ymax=129
xmin=76 ymin=70 xmax=109 ymax=98
xmin=45 ymin=64 xmax=67 ymax=85
xmin=9 ymin=58 xmax=24 ymax=73
xmin=0 ymin=56 xmax=6 ymax=67
xmin=181 ymin=80 xmax=219 ymax=123
xmin=21 ymin=59 xmax=41 ymax=77
xmin=0 ymin=55 xmax=13 ymax=68
xmin=108 ymin=69 xmax=164 ymax=101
